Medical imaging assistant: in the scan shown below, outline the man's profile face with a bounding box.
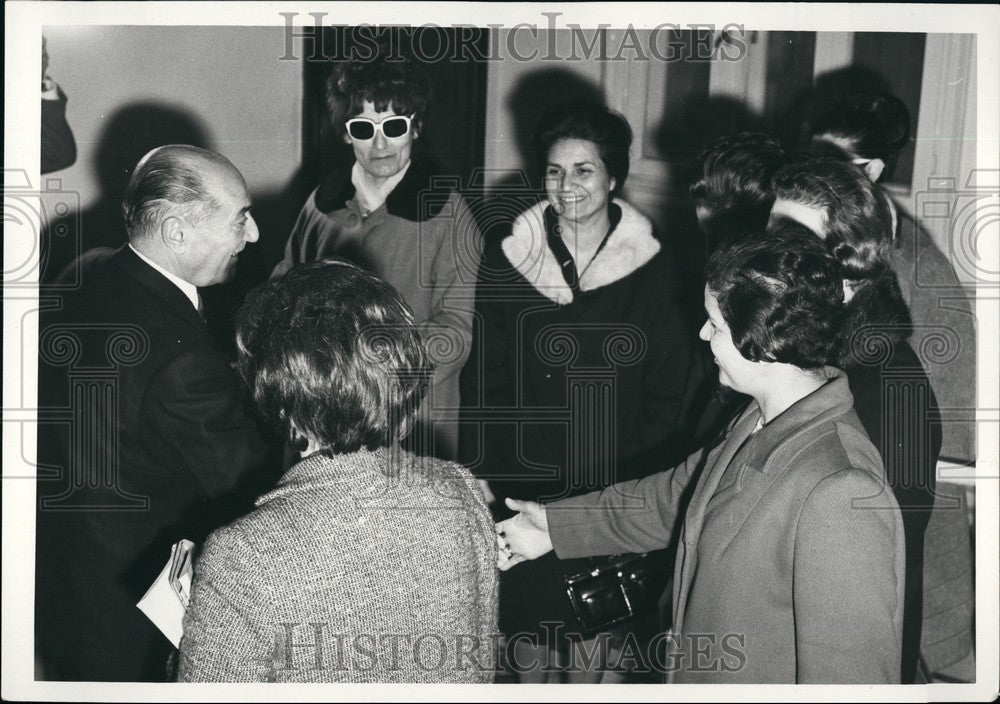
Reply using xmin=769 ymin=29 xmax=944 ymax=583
xmin=182 ymin=164 xmax=259 ymax=287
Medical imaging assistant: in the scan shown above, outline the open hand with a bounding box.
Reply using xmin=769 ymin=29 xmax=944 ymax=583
xmin=495 ymin=498 xmax=553 ymax=570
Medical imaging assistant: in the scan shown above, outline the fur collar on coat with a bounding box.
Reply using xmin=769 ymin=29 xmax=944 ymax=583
xmin=501 ymin=199 xmax=661 ymax=305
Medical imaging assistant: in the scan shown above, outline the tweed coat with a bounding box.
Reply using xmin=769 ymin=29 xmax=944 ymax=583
xmin=178 ymin=448 xmax=498 ymax=682
xmin=547 ymin=367 xmax=906 ymax=683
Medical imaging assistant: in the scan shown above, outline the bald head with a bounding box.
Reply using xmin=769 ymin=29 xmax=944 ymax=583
xmin=121 ymin=145 xmax=242 ymax=242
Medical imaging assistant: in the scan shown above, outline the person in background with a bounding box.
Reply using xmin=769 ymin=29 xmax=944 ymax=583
xmin=809 ymin=92 xmax=976 ymax=466
xmin=179 ymin=259 xmax=498 ymax=683
xmin=271 ymin=41 xmax=481 ymax=461
xmin=41 ymin=36 xmax=77 ymax=174
xmin=461 ymin=103 xmax=695 ymax=682
xmin=770 ymin=156 xmax=942 ymax=683
xmin=498 ymin=225 xmax=905 ymax=684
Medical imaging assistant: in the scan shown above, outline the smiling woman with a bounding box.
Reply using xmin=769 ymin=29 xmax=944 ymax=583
xmin=460 ymin=102 xmax=699 ymax=682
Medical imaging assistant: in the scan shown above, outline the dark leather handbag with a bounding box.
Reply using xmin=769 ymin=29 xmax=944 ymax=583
xmin=562 ymin=553 xmax=664 ymax=639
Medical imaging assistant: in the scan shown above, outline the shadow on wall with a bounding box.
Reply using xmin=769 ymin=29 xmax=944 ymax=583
xmin=651 ymin=96 xmax=766 ymax=330
xmin=786 ymin=65 xmax=895 ymax=153
xmin=41 ymin=102 xmax=214 ymax=285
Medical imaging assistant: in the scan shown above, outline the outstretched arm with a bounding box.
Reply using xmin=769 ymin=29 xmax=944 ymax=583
xmin=144 ymin=348 xmax=270 ymax=511
xmin=497 ymin=445 xmax=708 ymax=568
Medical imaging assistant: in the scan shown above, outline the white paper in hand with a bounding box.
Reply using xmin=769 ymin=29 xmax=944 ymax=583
xmin=136 ymin=539 xmax=196 ymax=648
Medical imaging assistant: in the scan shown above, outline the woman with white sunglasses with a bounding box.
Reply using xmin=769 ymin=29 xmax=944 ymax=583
xmin=272 ymin=40 xmax=482 ymax=461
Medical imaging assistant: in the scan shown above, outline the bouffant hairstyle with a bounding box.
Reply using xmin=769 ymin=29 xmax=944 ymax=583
xmin=771 ymin=156 xmax=894 ymax=282
xmin=689 ymin=132 xmax=786 ymax=236
xmin=236 ymin=259 xmax=434 ymax=455
xmin=810 ymin=92 xmax=911 ymax=181
xmin=533 ymin=102 xmax=633 ymax=195
xmin=705 ymin=223 xmax=845 ymax=370
xmin=326 ymin=40 xmax=431 ymax=139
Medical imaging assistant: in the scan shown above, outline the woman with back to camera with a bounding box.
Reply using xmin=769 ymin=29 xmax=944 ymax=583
xmin=460 ymin=103 xmax=696 ymax=682
xmin=178 ymin=259 xmax=497 ymax=683
xmin=770 ymin=156 xmax=941 ymax=683
xmin=497 ymin=225 xmax=906 ymax=684
xmin=272 ymin=40 xmax=481 ymax=460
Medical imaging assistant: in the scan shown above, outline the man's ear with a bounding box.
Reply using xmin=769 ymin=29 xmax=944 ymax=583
xmin=160 ymin=216 xmax=186 ymax=252
xmin=864 ymin=158 xmax=886 ymax=183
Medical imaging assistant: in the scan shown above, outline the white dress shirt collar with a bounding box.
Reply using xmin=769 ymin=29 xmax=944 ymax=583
xmin=129 ymin=244 xmax=201 ymax=312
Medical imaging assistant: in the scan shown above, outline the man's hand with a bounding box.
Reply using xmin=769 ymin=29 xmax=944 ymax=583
xmin=495 ymin=498 xmax=553 ymax=570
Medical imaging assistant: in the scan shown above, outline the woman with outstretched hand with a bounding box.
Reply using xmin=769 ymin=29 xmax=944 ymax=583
xmin=497 ymin=225 xmax=906 ymax=684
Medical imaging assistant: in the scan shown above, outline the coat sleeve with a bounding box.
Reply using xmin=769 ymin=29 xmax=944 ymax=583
xmin=417 ymin=193 xmax=483 ymax=384
xmin=178 ymin=528 xmax=277 ymax=682
xmin=793 ymin=468 xmax=905 ymax=683
xmin=143 ymin=348 xmax=270 ymax=501
xmin=546 ymin=446 xmax=706 ymax=558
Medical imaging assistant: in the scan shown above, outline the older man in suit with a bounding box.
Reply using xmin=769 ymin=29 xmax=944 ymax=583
xmin=35 ymin=145 xmax=271 ymax=681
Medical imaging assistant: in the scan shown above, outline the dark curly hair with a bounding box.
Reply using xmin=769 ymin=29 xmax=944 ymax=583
xmin=810 ymin=92 xmax=911 ymax=181
xmin=771 ymin=156 xmax=894 ymax=282
xmin=326 ymin=40 xmax=431 ymax=139
xmin=236 ymin=259 xmax=434 ymax=455
xmin=533 ymin=102 xmax=633 ymax=196
xmin=689 ymin=132 xmax=786 ymax=238
xmin=705 ymin=222 xmax=845 ymax=370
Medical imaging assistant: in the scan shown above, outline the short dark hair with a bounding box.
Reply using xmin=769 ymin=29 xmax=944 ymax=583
xmin=326 ymin=40 xmax=431 ymax=139
xmin=121 ymin=144 xmax=228 ymax=239
xmin=236 ymin=259 xmax=434 ymax=454
xmin=689 ymin=132 xmax=786 ymax=235
xmin=705 ymin=223 xmax=845 ymax=370
xmin=533 ymin=103 xmax=633 ymax=195
xmin=810 ymin=92 xmax=911 ymax=180
xmin=771 ymin=156 xmax=893 ymax=281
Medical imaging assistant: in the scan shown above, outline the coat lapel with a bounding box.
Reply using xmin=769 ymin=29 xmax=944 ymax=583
xmin=672 ymin=405 xmax=762 ymax=633
xmin=671 ymin=368 xmax=860 ymax=636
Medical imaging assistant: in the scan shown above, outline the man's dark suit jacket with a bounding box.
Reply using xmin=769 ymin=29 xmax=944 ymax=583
xmin=35 ymin=246 xmax=271 ymax=681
